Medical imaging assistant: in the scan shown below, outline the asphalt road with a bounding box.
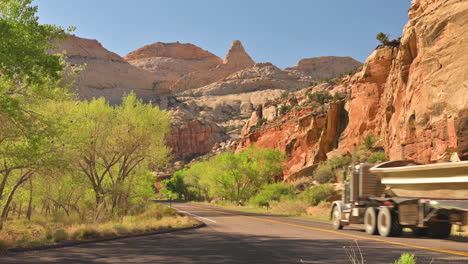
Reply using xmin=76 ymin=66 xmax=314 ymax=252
xmin=1 ymin=202 xmax=467 ymax=264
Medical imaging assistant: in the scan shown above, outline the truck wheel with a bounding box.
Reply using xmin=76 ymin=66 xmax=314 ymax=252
xmin=428 ymin=222 xmax=452 ymax=238
xmin=377 ymin=207 xmax=402 ymax=237
xmin=364 ymin=207 xmax=379 ymax=235
xmin=331 ymin=205 xmax=343 ymax=230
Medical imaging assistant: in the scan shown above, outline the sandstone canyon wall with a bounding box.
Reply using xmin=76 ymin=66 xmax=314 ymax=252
xmin=238 ymin=0 xmax=468 ymax=179
xmin=340 ymin=0 xmax=468 ymax=162
xmin=54 ymin=35 xmax=365 ymax=161
xmin=52 ymin=35 xmax=167 ymax=104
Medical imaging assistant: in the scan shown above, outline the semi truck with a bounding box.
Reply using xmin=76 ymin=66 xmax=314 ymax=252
xmin=330 ymin=160 xmax=468 ymax=238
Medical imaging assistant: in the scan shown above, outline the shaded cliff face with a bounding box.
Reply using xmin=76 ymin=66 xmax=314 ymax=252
xmin=340 ymin=0 xmax=468 ymax=162
xmin=53 ymin=35 xmax=167 ymax=104
xmin=285 ymin=56 xmax=362 ymax=79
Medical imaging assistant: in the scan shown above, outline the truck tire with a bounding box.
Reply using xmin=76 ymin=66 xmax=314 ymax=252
xmin=331 ymin=205 xmax=343 ymax=230
xmin=377 ymin=207 xmax=402 ymax=237
xmin=364 ymin=207 xmax=379 ymax=235
xmin=428 ymin=222 xmax=452 ymax=238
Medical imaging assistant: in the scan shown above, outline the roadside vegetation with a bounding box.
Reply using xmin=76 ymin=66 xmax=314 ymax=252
xmin=0 ymin=0 xmax=193 ymax=250
xmin=160 ymin=147 xmax=339 ymax=221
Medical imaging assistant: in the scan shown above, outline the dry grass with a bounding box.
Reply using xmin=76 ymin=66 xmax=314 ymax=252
xmin=0 ymin=203 xmax=196 ymax=251
xmin=197 ymin=200 xmax=331 ymax=222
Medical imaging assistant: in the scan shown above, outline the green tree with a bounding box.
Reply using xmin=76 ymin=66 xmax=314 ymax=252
xmin=376 ymin=32 xmax=390 ymax=45
xmin=0 ymin=0 xmax=75 ymax=229
xmin=59 ymin=94 xmax=171 ymax=218
xmin=172 ymin=147 xmax=285 ymax=204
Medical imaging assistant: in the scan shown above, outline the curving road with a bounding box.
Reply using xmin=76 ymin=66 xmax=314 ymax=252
xmin=1 ymin=202 xmax=467 ymax=263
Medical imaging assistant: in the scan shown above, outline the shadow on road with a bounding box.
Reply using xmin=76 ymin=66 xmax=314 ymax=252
xmin=1 ymin=227 xmax=466 ymax=264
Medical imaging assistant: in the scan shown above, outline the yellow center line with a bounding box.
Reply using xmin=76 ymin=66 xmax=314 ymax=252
xmin=186 ymin=204 xmax=468 ymax=257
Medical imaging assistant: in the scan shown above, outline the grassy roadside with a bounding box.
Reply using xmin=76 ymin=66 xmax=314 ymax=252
xmin=0 ymin=203 xmax=197 ymax=251
xmin=194 ymin=201 xmax=331 ymax=222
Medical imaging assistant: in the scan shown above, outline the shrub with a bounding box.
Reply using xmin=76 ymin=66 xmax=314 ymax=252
xmin=299 ymin=184 xmax=336 ymax=206
xmin=332 ymin=92 xmax=345 ymax=101
xmin=280 ymin=92 xmax=289 ymax=98
xmin=367 ymin=151 xmax=387 ymax=164
xmin=52 ymin=229 xmax=69 ymax=242
xmin=308 ymin=91 xmax=333 ymax=104
xmin=269 ymin=199 xmax=309 ymax=216
xmin=279 ymin=105 xmax=292 ymax=115
xmin=249 ymin=183 xmax=295 ymax=207
xmin=363 ymin=134 xmax=378 ymax=150
xmin=328 ymin=156 xmax=351 ymax=170
xmin=256 ymin=118 xmax=267 ymax=127
xmin=376 ymin=32 xmax=390 ymax=45
xmin=394 ymin=253 xmax=415 ymax=264
xmin=313 ymin=164 xmax=335 ymax=184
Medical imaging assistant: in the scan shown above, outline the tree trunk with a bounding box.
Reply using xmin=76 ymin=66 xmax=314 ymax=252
xmin=27 ymin=178 xmax=33 ymax=220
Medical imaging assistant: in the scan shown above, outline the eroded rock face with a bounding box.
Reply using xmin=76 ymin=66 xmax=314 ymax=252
xmin=53 ymin=35 xmax=167 ymax=104
xmin=170 ymin=40 xmax=256 ymax=93
xmin=340 ymin=0 xmax=468 ymax=163
xmin=285 ymin=56 xmax=362 ymax=79
xmin=185 ymin=63 xmax=311 ymax=96
xmin=238 ymin=101 xmax=347 ymax=180
xmin=124 ymin=42 xmax=223 ymax=92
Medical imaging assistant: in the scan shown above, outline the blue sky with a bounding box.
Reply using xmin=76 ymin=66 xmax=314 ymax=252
xmin=35 ymin=0 xmax=410 ymax=68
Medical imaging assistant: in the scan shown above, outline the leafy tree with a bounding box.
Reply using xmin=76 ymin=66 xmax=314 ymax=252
xmin=376 ymin=32 xmax=390 ymax=45
xmin=166 ymin=147 xmax=285 ymax=204
xmin=58 ymin=94 xmax=170 ymax=217
xmin=0 ymin=0 xmax=74 ymax=229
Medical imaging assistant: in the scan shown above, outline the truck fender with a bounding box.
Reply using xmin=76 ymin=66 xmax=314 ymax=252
xmin=330 ymin=200 xmax=351 ymax=220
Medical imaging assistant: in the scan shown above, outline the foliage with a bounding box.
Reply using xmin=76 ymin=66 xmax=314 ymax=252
xmin=367 ymin=151 xmax=387 ymax=164
xmin=376 ymin=32 xmax=390 ymax=45
xmin=394 ymin=253 xmax=415 ymax=264
xmin=0 ymin=0 xmax=76 ymax=229
xmin=363 ymin=134 xmax=378 ymax=150
xmin=298 ymin=184 xmax=337 ymax=206
xmin=162 ymin=147 xmax=285 ymax=204
xmin=313 ymin=156 xmax=351 ymax=184
xmin=279 ymin=105 xmax=292 ymax=115
xmin=249 ymin=183 xmax=294 ymax=207
xmin=55 ymin=94 xmax=171 ymax=217
xmin=257 ymin=118 xmax=267 ymax=127
xmin=332 ymin=92 xmax=346 ymax=101
xmin=161 ymin=169 xmax=188 ymax=200
xmin=313 ymin=164 xmax=335 ymax=184
xmin=308 ymin=91 xmax=333 ymax=104
xmin=280 ymin=92 xmax=289 ymax=98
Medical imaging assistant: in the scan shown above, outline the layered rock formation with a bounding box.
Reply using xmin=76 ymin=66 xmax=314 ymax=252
xmin=185 ymin=62 xmax=311 ymax=96
xmin=55 ymin=35 xmax=366 ymax=161
xmin=238 ymin=0 xmax=468 ymax=180
xmin=285 ymin=56 xmax=362 ymax=79
xmin=238 ymin=86 xmax=348 ymax=179
xmin=53 ymin=35 xmax=167 ymax=104
xmin=124 ymin=42 xmax=223 ymax=92
xmin=340 ymin=0 xmax=468 ymax=162
xmin=170 ymin=40 xmax=256 ymax=93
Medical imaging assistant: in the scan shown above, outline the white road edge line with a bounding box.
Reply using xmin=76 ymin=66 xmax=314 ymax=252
xmin=175 ymin=209 xmax=217 ymax=223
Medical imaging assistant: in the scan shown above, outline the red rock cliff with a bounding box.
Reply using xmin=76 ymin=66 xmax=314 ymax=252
xmin=340 ymin=0 xmax=468 ymax=162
